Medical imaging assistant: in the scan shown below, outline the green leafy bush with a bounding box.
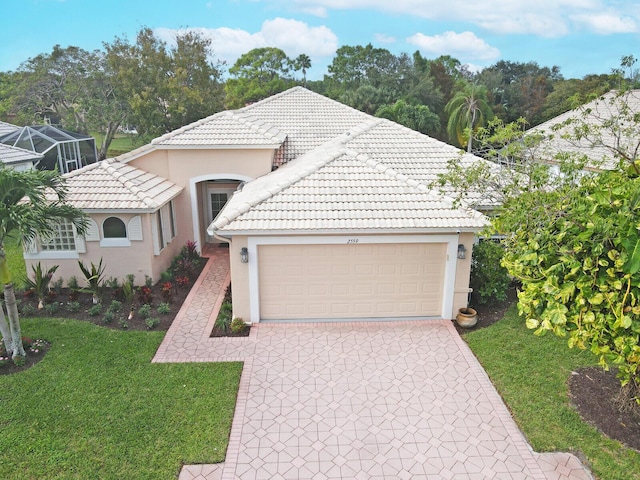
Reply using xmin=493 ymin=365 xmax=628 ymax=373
xmin=138 ymin=304 xmax=152 ymax=319
xmin=43 ymin=303 xmax=59 ymax=315
xmin=67 ymin=301 xmax=81 ymax=313
xmin=215 ymin=302 xmax=233 ymax=333
xmin=230 ymin=317 xmax=247 ymax=334
xmin=87 ymin=304 xmax=102 ymax=317
xmin=157 ymin=302 xmax=170 ymax=314
xmin=102 ymin=311 xmax=114 ymax=324
xmin=145 ymin=317 xmax=159 ymax=330
xmin=470 ymin=239 xmax=511 ymax=305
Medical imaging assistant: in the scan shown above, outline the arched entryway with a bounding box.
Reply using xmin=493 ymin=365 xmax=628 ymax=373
xmin=189 ymin=174 xmax=253 ymax=252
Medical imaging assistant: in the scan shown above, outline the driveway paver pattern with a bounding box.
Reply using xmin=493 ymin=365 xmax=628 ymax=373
xmin=155 ymin=249 xmax=593 ymax=480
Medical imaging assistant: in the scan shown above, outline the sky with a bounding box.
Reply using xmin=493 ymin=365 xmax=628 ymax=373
xmin=1 ymin=0 xmax=639 ymax=81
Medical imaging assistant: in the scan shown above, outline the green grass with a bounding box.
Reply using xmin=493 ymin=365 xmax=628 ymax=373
xmin=3 ymin=231 xmax=26 ymax=286
xmin=92 ymin=132 xmax=139 ymax=157
xmin=464 ymin=305 xmax=640 ymax=480
xmin=0 ymin=318 xmax=242 ymax=480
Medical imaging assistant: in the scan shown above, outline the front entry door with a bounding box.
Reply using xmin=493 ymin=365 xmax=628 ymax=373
xmin=206 ymin=186 xmax=237 ymax=243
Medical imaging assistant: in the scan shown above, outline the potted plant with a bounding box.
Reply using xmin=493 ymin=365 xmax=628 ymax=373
xmin=456 ymin=306 xmax=478 ymax=328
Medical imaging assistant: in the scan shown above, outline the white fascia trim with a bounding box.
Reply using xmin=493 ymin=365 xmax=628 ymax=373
xmin=189 ymin=173 xmax=254 ymax=255
xmin=24 ymin=251 xmax=80 ymax=260
xmin=156 ymin=144 xmax=282 ymax=150
xmin=246 ymin=234 xmax=459 ymax=324
xmin=218 ymin=227 xmax=484 ymax=236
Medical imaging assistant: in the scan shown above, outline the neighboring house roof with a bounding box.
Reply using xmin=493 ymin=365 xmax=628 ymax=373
xmin=211 ymin=117 xmax=488 ymax=234
xmin=0 ymin=121 xmax=19 ymax=137
xmin=0 ymin=143 xmax=44 ymax=165
xmin=530 ymin=89 xmax=640 ymax=170
xmin=57 ymin=158 xmax=183 ymax=212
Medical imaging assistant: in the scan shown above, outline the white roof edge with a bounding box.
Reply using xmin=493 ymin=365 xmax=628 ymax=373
xmin=208 ymin=226 xmax=485 ymax=237
xmin=154 ymin=143 xmax=282 ymax=150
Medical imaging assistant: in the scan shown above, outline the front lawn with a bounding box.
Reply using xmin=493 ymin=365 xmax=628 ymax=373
xmin=0 ymin=318 xmax=242 ymax=480
xmin=465 ymin=305 xmax=640 ymax=480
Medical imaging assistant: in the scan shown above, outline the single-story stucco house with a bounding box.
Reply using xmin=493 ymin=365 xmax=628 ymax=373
xmin=529 ymin=89 xmax=640 ymax=172
xmin=25 ymin=87 xmax=491 ymax=323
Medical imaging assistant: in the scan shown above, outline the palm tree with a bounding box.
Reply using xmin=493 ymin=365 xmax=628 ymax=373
xmin=0 ymin=166 xmax=87 ymax=361
xmin=295 ymin=54 xmax=311 ymax=87
xmin=445 ymin=83 xmax=493 ymax=152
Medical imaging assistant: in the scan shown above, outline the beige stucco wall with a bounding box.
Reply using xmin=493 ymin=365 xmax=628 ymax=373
xmin=228 ymin=237 xmax=250 ymax=322
xmin=24 ymin=212 xmax=185 ymax=287
xmin=227 ymin=232 xmax=477 ymax=323
xmin=452 ymin=232 xmax=475 ymax=318
xmin=129 ymin=148 xmax=274 ymax=249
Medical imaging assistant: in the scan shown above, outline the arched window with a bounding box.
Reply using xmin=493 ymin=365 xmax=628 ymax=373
xmin=103 ymin=217 xmax=126 ymax=238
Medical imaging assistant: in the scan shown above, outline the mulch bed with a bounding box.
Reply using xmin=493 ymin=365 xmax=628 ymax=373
xmin=17 ymin=259 xmax=207 ymax=332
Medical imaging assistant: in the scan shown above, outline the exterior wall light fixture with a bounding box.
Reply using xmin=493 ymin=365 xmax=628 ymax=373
xmin=240 ymin=247 xmax=249 ymax=263
xmin=457 ymin=244 xmax=467 ymax=259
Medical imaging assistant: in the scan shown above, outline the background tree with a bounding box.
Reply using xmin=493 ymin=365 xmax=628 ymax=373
xmin=294 ymin=54 xmax=311 ymax=86
xmin=438 ymin=85 xmax=640 ymax=405
xmin=445 ymin=83 xmax=493 ymax=152
xmin=0 ymin=166 xmax=87 ymax=362
xmin=375 ymin=100 xmax=440 ymax=135
xmin=105 ymin=28 xmax=224 ymax=139
xmin=225 ymin=47 xmax=295 ymax=108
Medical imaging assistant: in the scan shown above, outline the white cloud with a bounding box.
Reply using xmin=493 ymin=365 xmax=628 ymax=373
xmin=154 ymin=18 xmax=338 ymax=67
xmin=571 ymin=12 xmax=638 ymax=34
xmin=407 ymin=31 xmax=500 ymax=62
xmin=374 ymin=33 xmax=396 ymax=44
xmin=287 ymin=0 xmax=639 ymax=37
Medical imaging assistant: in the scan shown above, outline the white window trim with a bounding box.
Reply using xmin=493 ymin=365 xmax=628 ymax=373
xmin=153 ymin=201 xmax=177 ymax=255
xmin=24 ymin=221 xmax=82 ymax=260
xmin=100 ymin=216 xmax=131 ymax=247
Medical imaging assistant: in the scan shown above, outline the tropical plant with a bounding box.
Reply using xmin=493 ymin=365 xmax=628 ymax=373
xmin=24 ymin=262 xmax=59 ymax=309
xmin=295 ymin=53 xmax=311 ymax=86
xmin=445 ymin=83 xmax=493 ymax=152
xmin=0 ymin=166 xmax=87 ymax=361
xmin=469 ymin=240 xmax=511 ymax=305
xmin=122 ymin=280 xmax=135 ymax=320
xmin=77 ymin=258 xmax=106 ymax=304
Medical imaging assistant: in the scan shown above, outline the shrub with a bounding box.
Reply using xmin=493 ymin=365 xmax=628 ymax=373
xmin=20 ymin=303 xmax=36 ymax=316
xmin=67 ymin=276 xmax=79 ymax=290
xmin=145 ymin=317 xmax=159 ymax=330
xmin=470 ymin=239 xmax=511 ymax=305
xmin=118 ymin=318 xmax=129 ymax=329
xmin=107 ymin=300 xmax=123 ymax=314
xmin=230 ymin=317 xmax=247 ymax=334
xmin=125 ymin=274 xmax=135 ymax=286
xmin=21 ymin=337 xmax=33 ymax=349
xmin=52 ymin=278 xmax=64 ymax=292
xmin=12 ymin=355 xmax=25 ymax=367
xmin=215 ymin=302 xmax=233 ymax=333
xmin=160 ymin=282 xmax=173 ymax=302
xmin=104 ymin=277 xmax=120 ymax=289
xmin=24 ymin=262 xmax=59 ymax=309
xmin=138 ymin=286 xmax=153 ymax=304
xmin=157 ymin=302 xmax=171 ymax=314
xmin=160 ymin=271 xmax=173 ymax=283
xmin=144 ymin=275 xmax=153 ymax=288
xmin=138 ymin=304 xmax=152 ymax=319
xmin=67 ymin=301 xmax=81 ymax=313
xmin=88 ymin=304 xmax=102 ymax=317
xmin=102 ymin=311 xmax=114 ymax=324
xmin=175 ymin=275 xmax=190 ymax=288
xmin=43 ymin=303 xmax=59 ymax=315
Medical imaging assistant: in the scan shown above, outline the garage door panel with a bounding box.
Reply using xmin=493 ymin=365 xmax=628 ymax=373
xmin=258 ymin=243 xmax=447 ymax=320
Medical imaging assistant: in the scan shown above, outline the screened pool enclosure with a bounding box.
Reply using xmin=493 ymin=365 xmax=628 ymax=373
xmin=0 ymin=125 xmax=98 ymax=174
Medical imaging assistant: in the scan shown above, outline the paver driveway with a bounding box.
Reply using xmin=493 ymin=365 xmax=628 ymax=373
xmin=155 ymin=250 xmax=592 ymax=480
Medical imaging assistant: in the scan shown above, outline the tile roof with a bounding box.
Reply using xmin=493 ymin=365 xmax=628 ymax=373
xmin=211 ymin=119 xmax=487 ymax=233
xmin=0 ymin=143 xmax=43 ymax=165
xmin=530 ymin=89 xmax=640 ymax=170
xmin=151 ymin=111 xmax=287 ymax=147
xmin=0 ymin=121 xmax=18 ymax=137
xmin=57 ymin=159 xmax=183 ymax=211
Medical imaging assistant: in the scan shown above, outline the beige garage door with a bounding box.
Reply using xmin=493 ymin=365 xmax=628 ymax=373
xmin=258 ymin=243 xmax=447 ymax=320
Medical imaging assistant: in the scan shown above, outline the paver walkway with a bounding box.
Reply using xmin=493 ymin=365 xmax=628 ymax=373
xmin=154 ymin=249 xmax=593 ymax=480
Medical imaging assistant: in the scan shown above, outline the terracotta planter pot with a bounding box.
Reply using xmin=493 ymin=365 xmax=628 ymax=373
xmin=456 ymin=307 xmax=478 ymax=328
